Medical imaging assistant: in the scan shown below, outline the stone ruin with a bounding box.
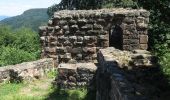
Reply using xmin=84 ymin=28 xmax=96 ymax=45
xmin=39 ymin=8 xmax=149 ymax=65
xmin=39 ymin=9 xmax=162 ymax=100
xmin=0 ymin=58 xmax=54 ymax=83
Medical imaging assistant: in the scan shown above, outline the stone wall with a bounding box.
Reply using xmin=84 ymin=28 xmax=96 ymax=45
xmin=39 ymin=8 xmax=150 ymax=64
xmin=53 ymin=63 xmax=97 ymax=89
xmin=96 ymin=47 xmax=159 ymax=100
xmin=0 ymin=58 xmax=54 ymax=83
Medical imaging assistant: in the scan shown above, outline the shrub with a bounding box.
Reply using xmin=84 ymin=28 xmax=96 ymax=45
xmin=0 ymin=25 xmax=41 ymax=67
xmin=0 ymin=46 xmax=37 ymax=66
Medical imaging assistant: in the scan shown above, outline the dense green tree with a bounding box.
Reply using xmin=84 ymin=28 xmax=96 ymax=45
xmin=0 ymin=25 xmax=41 ymax=66
xmin=0 ymin=46 xmax=37 ymax=66
xmin=47 ymin=0 xmax=103 ymax=17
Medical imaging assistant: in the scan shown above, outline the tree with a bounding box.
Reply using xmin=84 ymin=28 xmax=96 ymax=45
xmin=47 ymin=0 xmax=103 ymax=17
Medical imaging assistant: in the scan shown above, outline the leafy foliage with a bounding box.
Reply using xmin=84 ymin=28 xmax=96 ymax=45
xmin=102 ymin=0 xmax=138 ymax=8
xmin=0 ymin=46 xmax=37 ymax=66
xmin=0 ymin=8 xmax=49 ymax=32
xmin=0 ymin=25 xmax=40 ymax=67
xmin=47 ymin=0 xmax=103 ymax=17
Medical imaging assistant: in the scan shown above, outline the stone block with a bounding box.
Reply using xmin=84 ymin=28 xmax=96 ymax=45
xmin=137 ymin=23 xmax=148 ymax=29
xmin=75 ymin=30 xmax=85 ymax=35
xmin=64 ymin=31 xmax=70 ymax=35
xmin=71 ymin=48 xmax=82 ymax=54
xmin=77 ymin=36 xmax=84 ymax=42
xmin=130 ymin=44 xmax=140 ymax=50
xmin=87 ymin=19 xmax=96 ymax=24
xmin=93 ymin=24 xmax=103 ymax=30
xmin=75 ymin=54 xmax=83 ymax=60
xmin=53 ymin=14 xmax=61 ymax=19
xmin=77 ymin=63 xmax=97 ymax=73
xmin=69 ymin=20 xmax=77 ymax=25
xmin=138 ymin=30 xmax=148 ymax=35
xmin=63 ymin=25 xmax=69 ymax=31
xmin=59 ymin=20 xmax=67 ymax=26
xmin=63 ymin=40 xmax=72 ymax=46
xmin=97 ymin=19 xmax=106 ymax=24
xmin=47 ymin=27 xmax=54 ymax=33
xmin=123 ymin=17 xmax=135 ymax=24
xmin=83 ymin=47 xmax=96 ymax=54
xmin=74 ymin=42 xmax=83 ymax=46
xmin=48 ymin=20 xmax=53 ymax=26
xmin=58 ymin=36 xmax=68 ymax=42
xmin=123 ymin=39 xmax=139 ymax=45
xmin=63 ymin=53 xmax=72 ymax=59
xmin=139 ymin=35 xmax=148 ymax=44
xmin=69 ymin=36 xmax=77 ymax=42
xmin=81 ymin=24 xmax=93 ymax=31
xmin=39 ymin=26 xmax=47 ymax=32
xmin=140 ymin=44 xmax=148 ymax=50
xmin=44 ymin=47 xmax=56 ymax=53
xmin=101 ymin=41 xmax=109 ymax=47
xmin=70 ymin=25 xmax=79 ymax=32
xmin=87 ymin=30 xmax=100 ymax=35
xmin=56 ymin=47 xmax=67 ymax=53
xmin=140 ymin=11 xmax=150 ymax=17
xmin=98 ymin=35 xmax=108 ymax=41
xmin=77 ymin=19 xmax=87 ymax=25
xmin=58 ymin=63 xmax=77 ymax=75
xmin=55 ymin=26 xmax=60 ymax=30
xmin=123 ymin=34 xmax=139 ymax=39
xmin=84 ymin=36 xmax=97 ymax=42
xmin=54 ymin=29 xmax=63 ymax=35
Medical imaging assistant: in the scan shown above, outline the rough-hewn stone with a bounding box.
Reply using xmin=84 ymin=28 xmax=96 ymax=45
xmin=96 ymin=47 xmax=159 ymax=100
xmin=39 ymin=8 xmax=150 ymax=64
xmin=54 ymin=63 xmax=97 ymax=89
xmin=0 ymin=58 xmax=54 ymax=83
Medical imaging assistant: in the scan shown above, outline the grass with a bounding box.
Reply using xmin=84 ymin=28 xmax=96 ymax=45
xmin=0 ymin=77 xmax=88 ymax=100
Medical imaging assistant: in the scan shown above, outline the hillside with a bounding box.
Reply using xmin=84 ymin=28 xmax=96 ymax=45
xmin=0 ymin=8 xmax=49 ymax=31
xmin=0 ymin=16 xmax=9 ymax=21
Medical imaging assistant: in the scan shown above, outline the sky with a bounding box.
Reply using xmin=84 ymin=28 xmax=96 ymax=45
xmin=0 ymin=0 xmax=61 ymax=16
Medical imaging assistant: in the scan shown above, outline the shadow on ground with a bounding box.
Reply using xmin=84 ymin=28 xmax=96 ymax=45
xmin=45 ymin=87 xmax=96 ymax=100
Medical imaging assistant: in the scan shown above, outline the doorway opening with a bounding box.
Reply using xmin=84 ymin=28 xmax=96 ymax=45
xmin=109 ymin=25 xmax=123 ymax=50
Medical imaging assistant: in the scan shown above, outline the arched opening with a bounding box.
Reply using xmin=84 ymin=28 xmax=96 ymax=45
xmin=109 ymin=25 xmax=123 ymax=50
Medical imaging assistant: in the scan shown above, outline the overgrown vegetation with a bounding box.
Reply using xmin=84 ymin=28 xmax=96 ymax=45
xmin=0 ymin=25 xmax=41 ymax=67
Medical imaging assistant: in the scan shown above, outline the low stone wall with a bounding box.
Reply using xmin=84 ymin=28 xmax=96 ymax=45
xmin=0 ymin=58 xmax=54 ymax=83
xmin=96 ymin=47 xmax=159 ymax=100
xmin=54 ymin=63 xmax=97 ymax=89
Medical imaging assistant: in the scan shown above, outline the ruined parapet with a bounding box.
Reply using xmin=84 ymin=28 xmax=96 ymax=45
xmin=0 ymin=58 xmax=54 ymax=83
xmin=97 ymin=47 xmax=159 ymax=100
xmin=53 ymin=63 xmax=97 ymax=89
xmin=39 ymin=8 xmax=150 ymax=64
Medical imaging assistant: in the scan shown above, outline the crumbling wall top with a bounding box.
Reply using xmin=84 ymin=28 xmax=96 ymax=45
xmin=54 ymin=8 xmax=150 ymax=18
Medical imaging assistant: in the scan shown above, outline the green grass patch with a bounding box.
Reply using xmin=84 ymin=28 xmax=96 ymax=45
xmin=46 ymin=88 xmax=88 ymax=100
xmin=0 ymin=78 xmax=90 ymax=100
xmin=0 ymin=83 xmax=24 ymax=96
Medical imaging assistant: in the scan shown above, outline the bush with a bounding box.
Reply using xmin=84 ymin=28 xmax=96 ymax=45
xmin=0 ymin=46 xmax=37 ymax=66
xmin=13 ymin=27 xmax=41 ymax=57
xmin=0 ymin=25 xmax=41 ymax=67
xmin=161 ymin=52 xmax=170 ymax=77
